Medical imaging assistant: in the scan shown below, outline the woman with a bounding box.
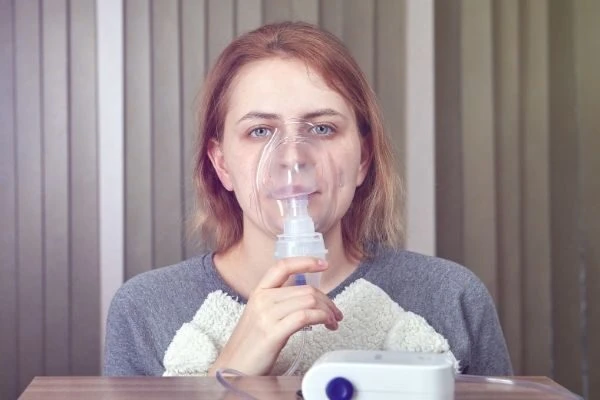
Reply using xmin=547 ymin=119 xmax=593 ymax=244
xmin=104 ymin=21 xmax=512 ymax=377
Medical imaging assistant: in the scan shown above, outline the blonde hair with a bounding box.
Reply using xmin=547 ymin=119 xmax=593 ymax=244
xmin=192 ymin=21 xmax=403 ymax=259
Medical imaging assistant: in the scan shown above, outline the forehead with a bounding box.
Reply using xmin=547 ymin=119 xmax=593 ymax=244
xmin=224 ymin=57 xmax=353 ymax=120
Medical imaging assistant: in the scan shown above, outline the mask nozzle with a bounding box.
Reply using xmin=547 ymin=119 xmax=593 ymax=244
xmin=280 ymin=195 xmax=314 ymax=235
xmin=274 ymin=194 xmax=327 ymax=288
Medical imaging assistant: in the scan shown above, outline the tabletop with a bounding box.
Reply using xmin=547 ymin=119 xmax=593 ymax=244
xmin=19 ymin=376 xmax=577 ymax=400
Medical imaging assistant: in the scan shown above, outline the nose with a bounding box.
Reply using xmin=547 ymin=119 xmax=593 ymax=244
xmin=278 ymin=142 xmax=307 ymax=171
xmin=266 ymin=135 xmax=318 ymax=198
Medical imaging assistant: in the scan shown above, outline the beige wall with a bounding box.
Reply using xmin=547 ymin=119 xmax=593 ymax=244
xmin=0 ymin=0 xmax=598 ymax=399
xmin=435 ymin=0 xmax=600 ymax=398
xmin=1 ymin=2 xmax=100 ymax=400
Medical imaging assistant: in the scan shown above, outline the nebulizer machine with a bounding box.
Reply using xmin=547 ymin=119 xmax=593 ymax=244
xmin=216 ymin=121 xmax=583 ymax=400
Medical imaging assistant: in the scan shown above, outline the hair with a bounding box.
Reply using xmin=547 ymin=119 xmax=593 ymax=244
xmin=192 ymin=21 xmax=403 ymax=259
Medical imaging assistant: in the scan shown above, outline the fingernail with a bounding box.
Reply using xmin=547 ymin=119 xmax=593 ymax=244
xmin=317 ymin=259 xmax=328 ymax=268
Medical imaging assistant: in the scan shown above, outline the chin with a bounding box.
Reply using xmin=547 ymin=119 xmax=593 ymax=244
xmin=314 ymin=218 xmax=342 ymax=236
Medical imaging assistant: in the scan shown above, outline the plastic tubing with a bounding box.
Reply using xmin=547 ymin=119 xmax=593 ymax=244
xmin=456 ymin=374 xmax=583 ymax=399
xmin=216 ymin=328 xmax=308 ymax=398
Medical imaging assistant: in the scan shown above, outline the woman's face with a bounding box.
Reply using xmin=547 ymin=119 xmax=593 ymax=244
xmin=209 ymin=57 xmax=369 ymax=237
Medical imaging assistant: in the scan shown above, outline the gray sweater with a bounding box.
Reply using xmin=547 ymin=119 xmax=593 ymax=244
xmin=103 ymin=248 xmax=512 ymax=376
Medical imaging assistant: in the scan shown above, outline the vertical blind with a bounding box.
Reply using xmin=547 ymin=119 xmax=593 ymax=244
xmin=0 ymin=1 xmax=597 ymax=399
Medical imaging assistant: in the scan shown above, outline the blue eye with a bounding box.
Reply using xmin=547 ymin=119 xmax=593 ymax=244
xmin=311 ymin=124 xmax=334 ymax=136
xmin=249 ymin=127 xmax=273 ymax=138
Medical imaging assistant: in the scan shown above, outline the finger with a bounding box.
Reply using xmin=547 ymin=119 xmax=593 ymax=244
xmin=278 ymin=309 xmax=338 ymax=335
xmin=270 ymin=292 xmax=335 ymax=322
xmin=265 ymin=284 xmax=323 ymax=302
xmin=269 ymin=285 xmax=343 ymax=321
xmin=257 ymin=257 xmax=328 ymax=290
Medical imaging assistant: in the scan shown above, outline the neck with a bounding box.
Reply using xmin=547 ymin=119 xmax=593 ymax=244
xmin=213 ymin=219 xmax=277 ymax=297
xmin=213 ymin=218 xmax=360 ymax=297
xmin=320 ymin=221 xmax=359 ymax=292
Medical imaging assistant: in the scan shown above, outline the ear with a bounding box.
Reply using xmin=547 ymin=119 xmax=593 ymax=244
xmin=356 ymin=135 xmax=372 ymax=187
xmin=207 ymin=139 xmax=234 ymax=191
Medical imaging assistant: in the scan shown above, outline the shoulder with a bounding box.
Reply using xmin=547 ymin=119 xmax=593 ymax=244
xmin=361 ymin=247 xmax=496 ymax=331
xmin=108 ymin=253 xmax=216 ymax=316
xmin=362 ymin=248 xmax=512 ymax=375
xmin=117 ymin=256 xmax=203 ymax=294
xmin=104 ymin=252 xmax=235 ymax=376
xmin=365 ymin=247 xmax=487 ymax=297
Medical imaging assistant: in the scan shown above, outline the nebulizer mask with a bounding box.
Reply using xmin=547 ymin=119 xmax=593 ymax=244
xmin=252 ymin=119 xmax=347 ymax=287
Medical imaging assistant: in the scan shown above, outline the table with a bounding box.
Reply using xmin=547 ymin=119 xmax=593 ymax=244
xmin=19 ymin=376 xmax=577 ymax=400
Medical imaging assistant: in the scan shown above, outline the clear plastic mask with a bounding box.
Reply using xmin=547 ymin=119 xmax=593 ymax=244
xmin=252 ymin=120 xmax=345 ymax=238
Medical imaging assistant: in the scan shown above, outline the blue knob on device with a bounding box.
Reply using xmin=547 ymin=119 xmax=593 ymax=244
xmin=325 ymin=377 xmax=354 ymax=400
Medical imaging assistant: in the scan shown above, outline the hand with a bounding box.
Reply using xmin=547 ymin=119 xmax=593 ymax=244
xmin=208 ymin=257 xmax=344 ymax=376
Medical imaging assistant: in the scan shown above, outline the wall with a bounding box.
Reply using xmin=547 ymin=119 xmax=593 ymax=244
xmin=1 ymin=2 xmax=100 ymax=399
xmin=435 ymin=1 xmax=600 ymax=398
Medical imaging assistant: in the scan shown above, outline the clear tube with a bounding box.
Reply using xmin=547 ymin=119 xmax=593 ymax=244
xmin=216 ymin=328 xmax=308 ymax=398
xmin=282 ymin=325 xmax=310 ymax=376
xmin=215 ymin=368 xmax=257 ymax=400
xmin=456 ymin=374 xmax=583 ymax=399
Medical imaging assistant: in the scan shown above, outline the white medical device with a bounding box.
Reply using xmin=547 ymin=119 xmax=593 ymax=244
xmin=301 ymin=350 xmax=455 ymax=400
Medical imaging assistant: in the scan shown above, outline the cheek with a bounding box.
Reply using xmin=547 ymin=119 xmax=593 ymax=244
xmin=223 ymin=148 xmax=261 ymax=195
xmin=226 ymin=158 xmax=250 ymax=188
xmin=329 ymin=151 xmax=362 ymax=209
xmin=335 ymin=148 xmax=363 ymax=187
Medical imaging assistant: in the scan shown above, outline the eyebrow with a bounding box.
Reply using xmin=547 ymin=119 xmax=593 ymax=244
xmin=236 ymin=108 xmax=347 ymax=124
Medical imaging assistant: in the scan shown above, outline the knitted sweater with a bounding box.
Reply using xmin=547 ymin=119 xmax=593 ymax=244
xmin=103 ymin=248 xmax=512 ymax=376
